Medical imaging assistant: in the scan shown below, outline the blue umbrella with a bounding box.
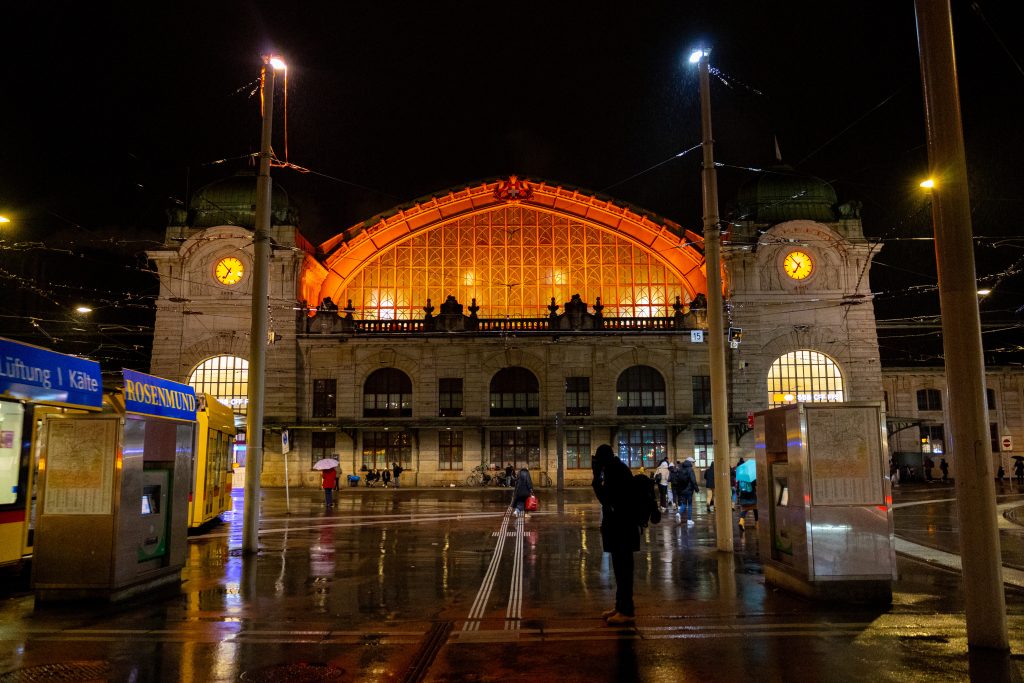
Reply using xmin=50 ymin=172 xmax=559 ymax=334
xmin=735 ymin=459 xmax=756 ymax=484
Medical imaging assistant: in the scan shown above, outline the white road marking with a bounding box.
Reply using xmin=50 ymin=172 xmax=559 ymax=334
xmin=463 ymin=508 xmax=514 ymax=631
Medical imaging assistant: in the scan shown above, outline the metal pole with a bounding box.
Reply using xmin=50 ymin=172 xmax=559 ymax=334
xmin=243 ymin=58 xmax=276 ymax=555
xmin=555 ymin=412 xmax=564 ymax=491
xmin=697 ymin=53 xmax=734 ymax=553
xmin=914 ymin=0 xmax=1007 ymax=650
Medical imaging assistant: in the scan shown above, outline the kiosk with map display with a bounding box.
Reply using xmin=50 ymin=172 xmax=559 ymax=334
xmin=753 ymin=402 xmax=896 ymax=603
xmin=33 ymin=370 xmax=196 ymax=602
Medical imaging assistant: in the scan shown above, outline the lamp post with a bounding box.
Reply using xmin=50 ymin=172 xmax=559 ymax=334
xmin=914 ymin=1 xmax=1007 ymax=650
xmin=243 ymin=54 xmax=286 ymax=556
xmin=691 ymin=48 xmax=734 ymax=552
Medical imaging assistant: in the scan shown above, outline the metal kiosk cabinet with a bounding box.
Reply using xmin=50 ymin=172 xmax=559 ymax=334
xmin=33 ymin=370 xmax=197 ymax=602
xmin=754 ymin=402 xmax=896 ymax=603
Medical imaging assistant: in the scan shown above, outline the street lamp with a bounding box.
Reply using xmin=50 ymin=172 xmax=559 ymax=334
xmin=0 ymin=216 xmax=10 ymax=224
xmin=242 ymin=53 xmax=286 ymax=556
xmin=691 ymin=46 xmax=734 ymax=552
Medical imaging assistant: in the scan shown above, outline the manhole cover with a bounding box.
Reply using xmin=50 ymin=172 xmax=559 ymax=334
xmin=239 ymin=663 xmax=347 ymax=682
xmin=0 ymin=661 xmax=110 ymax=682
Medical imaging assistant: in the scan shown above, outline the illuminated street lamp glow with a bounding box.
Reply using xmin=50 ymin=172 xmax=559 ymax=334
xmin=977 ymin=289 xmax=991 ymax=296
xmin=75 ymin=306 xmax=93 ymax=314
xmin=268 ymin=56 xmax=287 ymax=71
xmin=920 ymin=178 xmax=935 ymax=189
xmin=689 ymin=48 xmax=709 ymax=64
xmin=0 ymin=216 xmax=10 ymax=224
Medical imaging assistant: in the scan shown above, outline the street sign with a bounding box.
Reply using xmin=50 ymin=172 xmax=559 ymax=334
xmin=1002 ymin=435 xmax=1013 ymax=452
xmin=690 ymin=330 xmax=704 ymax=343
xmin=282 ymin=428 xmax=291 ymax=454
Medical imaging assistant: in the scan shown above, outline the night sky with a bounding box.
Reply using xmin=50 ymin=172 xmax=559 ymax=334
xmin=1 ymin=1 xmax=1021 ymax=370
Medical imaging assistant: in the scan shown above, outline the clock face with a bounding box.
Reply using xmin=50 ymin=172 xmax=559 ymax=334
xmin=783 ymin=251 xmax=814 ymax=280
xmin=215 ymin=257 xmax=244 ymax=285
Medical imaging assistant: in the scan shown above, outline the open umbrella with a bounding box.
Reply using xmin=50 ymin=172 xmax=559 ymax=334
xmin=313 ymin=457 xmax=340 ymax=471
xmin=735 ymin=459 xmax=756 ymax=484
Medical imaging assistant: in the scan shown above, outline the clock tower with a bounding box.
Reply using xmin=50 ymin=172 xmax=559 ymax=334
xmin=725 ymin=167 xmax=882 ymax=454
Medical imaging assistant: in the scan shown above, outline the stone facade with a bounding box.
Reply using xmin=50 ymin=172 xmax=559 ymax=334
xmin=146 ymin=174 xmax=923 ymax=488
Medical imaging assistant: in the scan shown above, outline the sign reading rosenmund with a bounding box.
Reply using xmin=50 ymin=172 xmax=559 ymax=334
xmin=122 ymin=368 xmax=197 ymax=421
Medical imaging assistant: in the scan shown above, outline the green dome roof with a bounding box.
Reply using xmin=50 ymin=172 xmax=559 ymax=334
xmin=186 ymin=172 xmax=298 ymax=228
xmin=735 ymin=166 xmax=837 ymax=223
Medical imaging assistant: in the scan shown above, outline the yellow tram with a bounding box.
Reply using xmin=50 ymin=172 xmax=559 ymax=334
xmin=188 ymin=394 xmax=235 ymax=528
xmin=1 ymin=338 xmax=105 ymax=572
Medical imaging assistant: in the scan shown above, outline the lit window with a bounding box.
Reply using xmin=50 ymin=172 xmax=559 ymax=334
xmin=336 ymin=208 xmax=696 ymax=320
xmin=766 ymin=351 xmax=844 ymax=408
xmin=188 ymin=355 xmax=249 ymax=416
xmin=616 ymin=366 xmax=666 ymax=415
xmin=363 ymin=369 xmax=412 ymax=417
xmin=489 ymin=367 xmax=540 ymax=417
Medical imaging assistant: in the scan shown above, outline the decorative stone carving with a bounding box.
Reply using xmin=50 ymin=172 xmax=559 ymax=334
xmin=493 ymin=175 xmax=534 ymax=203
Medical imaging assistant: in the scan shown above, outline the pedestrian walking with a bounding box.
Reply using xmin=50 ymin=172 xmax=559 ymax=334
xmin=591 ymin=444 xmax=658 ymax=626
xmin=392 ymin=462 xmax=403 ymax=488
xmin=670 ymin=461 xmax=685 ymax=511
xmin=703 ymin=461 xmax=716 ymax=511
xmin=737 ymin=478 xmax=757 ymax=530
xmin=512 ymin=465 xmax=533 ymax=516
xmin=1014 ymin=458 xmax=1024 ymax=485
xmin=939 ymin=458 xmax=948 ymax=482
xmin=675 ymin=457 xmax=699 ymax=526
xmin=654 ymin=457 xmax=670 ymax=510
xmin=321 ymin=467 xmax=338 ymax=508
xmin=923 ymin=456 xmax=934 ymax=482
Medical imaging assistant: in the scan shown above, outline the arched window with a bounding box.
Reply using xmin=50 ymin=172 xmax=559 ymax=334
xmin=364 ymin=368 xmax=412 ymax=417
xmin=188 ymin=355 xmax=249 ymax=415
xmin=766 ymin=351 xmax=844 ymax=408
xmin=490 ymin=367 xmax=540 ymax=416
xmin=917 ymin=388 xmax=942 ymax=411
xmin=616 ymin=365 xmax=666 ymax=415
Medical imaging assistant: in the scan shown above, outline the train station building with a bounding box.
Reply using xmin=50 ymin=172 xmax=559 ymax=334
xmin=146 ymin=172 xmax=1022 ymax=487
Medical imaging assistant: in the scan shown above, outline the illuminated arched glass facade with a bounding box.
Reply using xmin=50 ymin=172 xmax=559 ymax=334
xmin=188 ymin=355 xmax=249 ymax=416
xmin=766 ymin=350 xmax=845 ymax=408
xmin=335 ymin=207 xmax=696 ymax=320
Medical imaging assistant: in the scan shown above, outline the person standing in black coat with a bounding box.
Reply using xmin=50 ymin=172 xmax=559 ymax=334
xmin=676 ymin=457 xmax=699 ymax=526
xmin=512 ymin=465 xmax=533 ymax=516
xmin=592 ymin=444 xmax=642 ymax=626
xmin=703 ymin=461 xmax=716 ymax=512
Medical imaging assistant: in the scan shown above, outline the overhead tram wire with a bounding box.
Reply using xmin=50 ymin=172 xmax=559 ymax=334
xmin=600 ymin=143 xmax=702 ymax=193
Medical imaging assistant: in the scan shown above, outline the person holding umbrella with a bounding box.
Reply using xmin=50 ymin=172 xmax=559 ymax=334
xmin=735 ymin=458 xmax=758 ymax=530
xmin=313 ymin=456 xmax=341 ymax=508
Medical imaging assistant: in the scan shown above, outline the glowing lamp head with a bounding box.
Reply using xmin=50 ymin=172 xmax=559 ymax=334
xmin=268 ymin=56 xmax=287 ymax=71
xmin=977 ymin=289 xmax=992 ymax=296
xmin=75 ymin=306 xmax=93 ymax=314
xmin=920 ymin=178 xmax=935 ymax=189
xmin=0 ymin=216 xmax=10 ymax=224
xmin=689 ymin=48 xmax=709 ymax=64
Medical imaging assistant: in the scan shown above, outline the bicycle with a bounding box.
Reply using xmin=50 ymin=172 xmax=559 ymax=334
xmin=465 ymin=465 xmax=493 ymax=487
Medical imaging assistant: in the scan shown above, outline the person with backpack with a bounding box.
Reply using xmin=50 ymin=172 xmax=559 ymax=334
xmin=591 ymin=444 xmax=660 ymax=626
xmin=737 ymin=478 xmax=758 ymax=530
xmin=676 ymin=457 xmax=699 ymax=526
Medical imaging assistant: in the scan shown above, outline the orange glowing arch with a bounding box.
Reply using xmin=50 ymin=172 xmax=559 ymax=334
xmin=311 ymin=179 xmax=708 ymax=319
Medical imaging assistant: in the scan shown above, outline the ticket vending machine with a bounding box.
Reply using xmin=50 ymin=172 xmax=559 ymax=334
xmin=33 ymin=370 xmax=197 ymax=602
xmin=753 ymin=402 xmax=896 ymax=603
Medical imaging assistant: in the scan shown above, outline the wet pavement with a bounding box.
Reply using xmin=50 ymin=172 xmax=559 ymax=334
xmin=2 ymin=483 xmax=1024 ymax=682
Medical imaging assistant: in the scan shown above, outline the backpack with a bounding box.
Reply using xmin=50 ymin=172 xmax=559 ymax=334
xmin=630 ymin=473 xmax=662 ymax=528
xmin=738 ymin=480 xmax=753 ymax=494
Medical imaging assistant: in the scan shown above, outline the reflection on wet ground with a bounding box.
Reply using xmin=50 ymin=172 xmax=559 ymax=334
xmin=1 ymin=485 xmax=1022 ymax=681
